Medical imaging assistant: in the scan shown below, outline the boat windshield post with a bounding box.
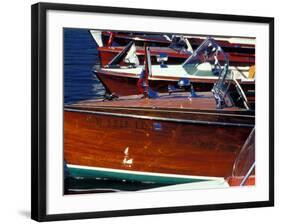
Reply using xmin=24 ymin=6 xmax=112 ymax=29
xmin=106 ymin=31 xmax=115 ymax=47
xmin=137 ymin=46 xmax=158 ymax=98
xmin=206 ymin=39 xmax=233 ymax=109
xmin=212 ymin=63 xmax=232 ymax=109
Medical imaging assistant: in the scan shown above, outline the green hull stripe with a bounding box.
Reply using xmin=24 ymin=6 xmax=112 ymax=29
xmin=68 ymin=167 xmax=209 ymax=185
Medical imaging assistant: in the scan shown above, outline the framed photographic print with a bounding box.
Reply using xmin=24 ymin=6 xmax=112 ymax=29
xmin=31 ymin=2 xmax=274 ymax=222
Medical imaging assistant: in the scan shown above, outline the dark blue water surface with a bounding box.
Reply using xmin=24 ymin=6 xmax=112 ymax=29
xmin=64 ymin=28 xmax=105 ymax=104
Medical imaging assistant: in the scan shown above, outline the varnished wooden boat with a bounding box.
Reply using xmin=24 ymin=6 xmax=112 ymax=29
xmin=94 ymin=68 xmax=255 ymax=102
xmin=91 ymin=30 xmax=255 ymax=53
xmin=93 ymin=31 xmax=171 ymax=48
xmin=90 ymin=30 xmax=255 ymax=67
xmin=93 ymin=38 xmax=255 ymax=107
xmin=64 ymin=90 xmax=254 ymax=186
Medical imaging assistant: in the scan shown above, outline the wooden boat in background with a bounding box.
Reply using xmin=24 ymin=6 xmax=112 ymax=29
xmin=90 ymin=30 xmax=255 ymax=67
xmin=90 ymin=30 xmax=255 ymax=53
xmin=91 ymin=30 xmax=171 ymax=48
xmin=94 ymin=65 xmax=255 ymax=99
xmin=98 ymin=46 xmax=190 ymax=67
xmin=93 ymin=38 xmax=255 ymax=109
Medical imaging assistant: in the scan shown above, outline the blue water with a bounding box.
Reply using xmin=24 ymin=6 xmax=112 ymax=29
xmin=64 ymin=28 xmax=105 ymax=104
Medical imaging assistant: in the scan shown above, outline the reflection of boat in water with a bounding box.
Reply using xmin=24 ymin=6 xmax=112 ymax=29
xmin=93 ymin=38 xmax=255 ymax=108
xmin=64 ymin=48 xmax=255 ymax=191
xmin=91 ymin=30 xmax=255 ymax=67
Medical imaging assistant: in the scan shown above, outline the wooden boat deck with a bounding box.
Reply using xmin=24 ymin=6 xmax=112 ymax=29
xmin=65 ymin=92 xmax=254 ymax=127
xmin=66 ymin=92 xmax=243 ymax=112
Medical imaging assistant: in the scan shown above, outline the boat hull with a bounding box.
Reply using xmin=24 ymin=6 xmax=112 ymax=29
xmin=67 ymin=165 xmax=222 ymax=185
xmin=64 ymin=105 xmax=253 ymax=179
xmin=95 ymin=69 xmax=255 ymax=100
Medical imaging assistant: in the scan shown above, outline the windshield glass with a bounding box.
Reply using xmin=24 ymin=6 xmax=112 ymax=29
xmin=182 ymin=37 xmax=230 ymax=78
xmin=183 ymin=38 xmax=236 ymax=108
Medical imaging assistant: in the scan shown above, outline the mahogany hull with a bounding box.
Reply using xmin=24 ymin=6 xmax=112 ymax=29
xmin=64 ymin=104 xmax=254 ymax=179
xmin=101 ymin=32 xmax=171 ymax=47
xmin=187 ymin=37 xmax=255 ymax=54
xmin=228 ymin=175 xmax=255 ymax=186
xmin=100 ymin=32 xmax=255 ymax=53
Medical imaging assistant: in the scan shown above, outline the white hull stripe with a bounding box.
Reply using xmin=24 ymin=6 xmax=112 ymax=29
xmin=67 ymin=164 xmax=224 ymax=181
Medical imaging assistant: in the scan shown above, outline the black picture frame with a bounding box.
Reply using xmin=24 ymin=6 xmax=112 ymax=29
xmin=31 ymin=2 xmax=274 ymax=222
